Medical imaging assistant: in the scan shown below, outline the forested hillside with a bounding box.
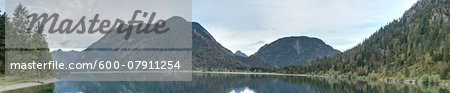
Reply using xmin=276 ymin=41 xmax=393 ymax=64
xmin=280 ymin=0 xmax=450 ymax=82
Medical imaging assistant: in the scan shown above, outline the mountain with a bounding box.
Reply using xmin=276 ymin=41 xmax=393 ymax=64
xmin=72 ymin=17 xmax=271 ymax=70
xmin=192 ymin=22 xmax=270 ymax=68
xmin=51 ymin=49 xmax=80 ymax=64
xmin=252 ymin=36 xmax=340 ymax=67
xmin=234 ymin=50 xmax=248 ymax=58
xmin=71 ymin=16 xmax=194 ymax=71
xmin=285 ymin=0 xmax=450 ymax=80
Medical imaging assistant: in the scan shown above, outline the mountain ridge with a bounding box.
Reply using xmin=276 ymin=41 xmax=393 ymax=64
xmin=252 ymin=36 xmax=341 ymax=67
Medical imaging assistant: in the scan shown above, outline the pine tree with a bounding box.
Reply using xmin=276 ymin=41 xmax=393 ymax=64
xmin=3 ymin=4 xmax=53 ymax=78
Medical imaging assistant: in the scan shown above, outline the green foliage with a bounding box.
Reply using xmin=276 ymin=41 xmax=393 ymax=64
xmin=0 ymin=10 xmax=5 ymax=74
xmin=421 ymin=74 xmax=430 ymax=82
xmin=368 ymin=71 xmax=380 ymax=79
xmin=440 ymin=63 xmax=450 ymax=80
xmin=1 ymin=4 xmax=53 ymax=78
xmin=421 ymin=74 xmax=441 ymax=83
xmin=429 ymin=74 xmax=440 ymax=83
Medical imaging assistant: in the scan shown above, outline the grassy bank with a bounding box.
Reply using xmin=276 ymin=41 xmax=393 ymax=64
xmin=0 ymin=74 xmax=54 ymax=86
xmin=0 ymin=74 xmax=18 ymax=86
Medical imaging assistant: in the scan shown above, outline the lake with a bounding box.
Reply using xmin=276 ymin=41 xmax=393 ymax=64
xmin=5 ymin=73 xmax=450 ymax=93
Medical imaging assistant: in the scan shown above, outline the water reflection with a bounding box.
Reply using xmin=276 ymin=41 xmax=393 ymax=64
xmin=54 ymin=81 xmax=81 ymax=93
xmin=229 ymin=87 xmax=255 ymax=93
xmin=5 ymin=73 xmax=450 ymax=93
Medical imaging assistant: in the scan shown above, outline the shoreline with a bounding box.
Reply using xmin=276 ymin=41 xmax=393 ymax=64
xmin=0 ymin=78 xmax=58 ymax=92
xmin=333 ymin=76 xmax=450 ymax=86
xmin=194 ymin=71 xmax=450 ymax=86
xmin=0 ymin=71 xmax=448 ymax=92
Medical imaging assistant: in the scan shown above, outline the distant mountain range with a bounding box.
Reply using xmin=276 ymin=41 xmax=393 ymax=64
xmin=63 ymin=16 xmax=341 ymax=69
xmin=67 ymin=17 xmax=271 ymax=69
xmin=51 ymin=49 xmax=80 ymax=64
xmin=234 ymin=50 xmax=248 ymax=58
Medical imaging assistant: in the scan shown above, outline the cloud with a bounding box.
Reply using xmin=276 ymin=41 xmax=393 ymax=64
xmin=248 ymin=41 xmax=265 ymax=46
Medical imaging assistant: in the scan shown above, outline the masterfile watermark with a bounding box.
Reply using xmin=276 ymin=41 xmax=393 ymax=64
xmin=10 ymin=60 xmax=182 ymax=70
xmin=27 ymin=10 xmax=170 ymax=40
xmin=10 ymin=61 xmax=66 ymax=70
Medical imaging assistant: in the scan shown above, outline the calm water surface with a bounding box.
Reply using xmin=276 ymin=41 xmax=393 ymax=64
xmin=6 ymin=73 xmax=450 ymax=93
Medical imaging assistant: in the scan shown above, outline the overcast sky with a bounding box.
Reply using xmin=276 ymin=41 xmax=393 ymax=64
xmin=193 ymin=0 xmax=418 ymax=55
xmin=1 ymin=0 xmax=418 ymax=54
xmin=0 ymin=0 xmax=4 ymax=14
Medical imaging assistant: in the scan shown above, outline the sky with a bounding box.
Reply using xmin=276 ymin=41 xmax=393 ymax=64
xmin=193 ymin=0 xmax=418 ymax=55
xmin=0 ymin=0 xmax=4 ymax=14
xmin=1 ymin=0 xmax=418 ymax=54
